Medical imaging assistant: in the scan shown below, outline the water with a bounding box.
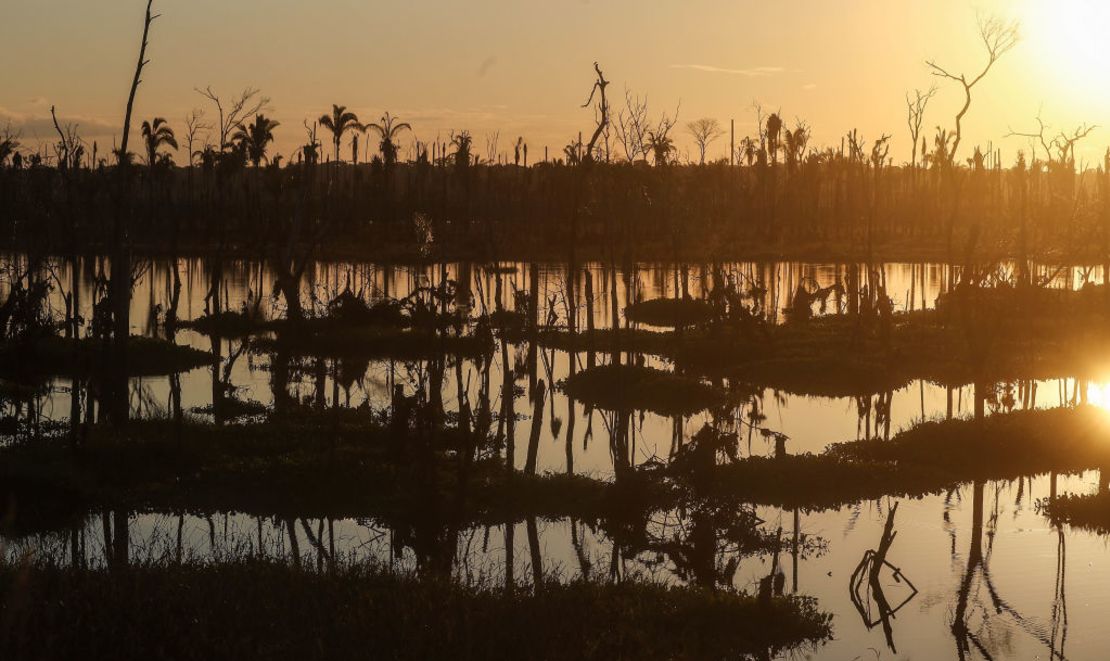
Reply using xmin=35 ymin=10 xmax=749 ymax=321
xmin=3 ymin=255 xmax=1110 ymax=659
xmin=4 ymin=473 xmax=1104 ymax=659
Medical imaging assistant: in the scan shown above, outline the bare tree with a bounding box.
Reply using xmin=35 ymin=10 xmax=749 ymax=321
xmin=50 ymin=106 xmax=84 ymax=170
xmin=926 ymin=14 xmax=1019 ymax=163
xmin=1052 ymin=124 xmax=1097 ymax=167
xmin=183 ymin=109 xmax=210 ymax=166
xmin=686 ymin=118 xmax=724 ymax=164
xmin=615 ymin=87 xmax=650 ymax=163
xmin=119 ymin=0 xmax=158 ymax=167
xmin=485 ymin=130 xmax=500 ymax=164
xmin=905 ymin=86 xmax=936 ymax=169
xmin=581 ymin=62 xmax=610 ymax=163
xmin=1007 ymin=112 xmax=1096 ymax=167
xmin=194 ymin=86 xmax=269 ymax=150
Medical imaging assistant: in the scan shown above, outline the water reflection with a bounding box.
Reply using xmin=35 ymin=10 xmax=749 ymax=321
xmin=6 ymin=256 xmax=1110 ymax=658
xmin=5 ymin=473 xmax=1108 ymax=659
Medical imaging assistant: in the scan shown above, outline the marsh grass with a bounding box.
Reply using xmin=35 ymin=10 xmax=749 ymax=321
xmin=624 ymin=298 xmax=717 ymax=328
xmin=4 ymin=407 xmax=1108 ymax=529
xmin=0 ymin=558 xmax=832 ymax=660
xmin=1042 ymin=491 xmax=1110 ymax=533
xmin=563 ymin=364 xmax=727 ymax=416
xmin=251 ymin=326 xmax=493 ymax=361
xmin=0 ymin=336 xmax=213 ymax=378
xmin=704 ymin=406 xmax=1110 ymax=509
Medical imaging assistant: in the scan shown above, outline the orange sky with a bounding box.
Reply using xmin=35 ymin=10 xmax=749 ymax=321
xmin=5 ymin=0 xmax=1110 ymax=165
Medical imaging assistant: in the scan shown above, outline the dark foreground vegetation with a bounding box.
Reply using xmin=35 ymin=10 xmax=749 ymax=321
xmin=0 ymin=559 xmax=831 ymax=661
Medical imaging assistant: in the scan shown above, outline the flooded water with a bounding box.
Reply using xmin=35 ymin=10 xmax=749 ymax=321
xmin=3 ymin=255 xmax=1110 ymax=659
xmin=5 ymin=473 xmax=1105 ymax=659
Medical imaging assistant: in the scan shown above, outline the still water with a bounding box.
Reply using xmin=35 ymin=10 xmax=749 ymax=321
xmin=3 ymin=255 xmax=1109 ymax=659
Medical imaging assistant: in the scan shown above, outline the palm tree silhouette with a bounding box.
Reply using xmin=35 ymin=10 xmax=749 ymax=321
xmin=232 ymin=114 xmax=280 ymax=167
xmin=365 ymin=112 xmax=411 ymax=166
xmin=318 ymin=104 xmax=362 ymax=163
xmin=141 ymin=118 xmax=178 ymax=171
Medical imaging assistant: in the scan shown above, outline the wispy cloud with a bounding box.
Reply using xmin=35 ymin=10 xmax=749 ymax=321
xmin=0 ymin=107 xmax=117 ymax=140
xmin=802 ymin=83 xmax=817 ymax=90
xmin=670 ymin=64 xmax=786 ymax=77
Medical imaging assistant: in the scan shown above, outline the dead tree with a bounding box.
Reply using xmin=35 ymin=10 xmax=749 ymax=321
xmin=118 ymin=0 xmax=157 ymax=169
xmin=686 ymin=118 xmax=724 ymax=164
xmin=1051 ymin=124 xmax=1096 ymax=167
xmin=905 ymin=86 xmax=936 ymax=169
xmin=1005 ymin=111 xmax=1053 ymax=163
xmin=615 ymin=87 xmax=651 ymax=163
xmin=183 ymin=109 xmax=210 ymax=166
xmin=926 ymin=14 xmax=1019 ymax=162
xmin=849 ymin=503 xmax=918 ymax=653
xmin=105 ymin=0 xmax=159 ymax=427
xmin=195 ymin=86 xmax=269 ymax=150
xmin=581 ymin=62 xmax=610 ymax=163
xmin=1007 ymin=114 xmax=1095 ymax=168
xmin=50 ymin=106 xmax=83 ymax=170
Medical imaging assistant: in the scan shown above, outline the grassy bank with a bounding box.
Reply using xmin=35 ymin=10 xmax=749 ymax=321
xmin=0 ymin=336 xmax=213 ymax=379
xmin=0 ymin=559 xmax=832 ymax=660
xmin=4 ymin=406 xmax=1109 ymax=526
xmin=703 ymin=406 xmax=1110 ymax=509
xmin=1042 ymin=490 xmax=1110 ymax=534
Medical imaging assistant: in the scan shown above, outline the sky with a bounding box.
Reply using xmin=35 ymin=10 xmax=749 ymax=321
xmin=5 ymin=0 xmax=1110 ymax=165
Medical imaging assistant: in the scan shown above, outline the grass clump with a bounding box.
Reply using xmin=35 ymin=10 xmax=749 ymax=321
xmin=703 ymin=406 xmax=1110 ymax=510
xmin=827 ymin=406 xmax=1110 ymax=473
xmin=253 ymin=327 xmax=492 ymax=361
xmin=178 ymin=310 xmax=268 ymax=337
xmin=0 ymin=559 xmax=832 ymax=660
xmin=1042 ymin=490 xmax=1110 ymax=533
xmin=563 ymin=364 xmax=725 ymax=416
xmin=625 ymin=298 xmax=716 ymax=328
xmin=0 ymin=336 xmax=213 ymax=378
xmin=0 ymin=415 xmax=672 ymax=529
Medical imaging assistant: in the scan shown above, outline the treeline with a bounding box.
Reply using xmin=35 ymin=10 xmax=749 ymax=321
xmin=2 ymin=147 xmax=1109 ymax=263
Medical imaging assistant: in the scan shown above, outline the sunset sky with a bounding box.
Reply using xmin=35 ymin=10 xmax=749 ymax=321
xmin=6 ymin=0 xmax=1110 ymax=164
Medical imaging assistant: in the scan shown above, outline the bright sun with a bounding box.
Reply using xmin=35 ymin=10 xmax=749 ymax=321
xmin=1022 ymin=0 xmax=1110 ymax=102
xmin=1086 ymin=382 xmax=1110 ymax=410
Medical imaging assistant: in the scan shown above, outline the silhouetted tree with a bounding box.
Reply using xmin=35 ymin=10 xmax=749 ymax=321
xmin=365 ymin=112 xmax=410 ymax=166
xmin=615 ymin=87 xmax=651 ymax=163
xmin=232 ymin=114 xmax=280 ymax=167
xmin=765 ymin=113 xmax=783 ymax=164
xmin=194 ymin=87 xmax=269 ymax=152
xmin=319 ymin=104 xmax=362 ymax=163
xmin=581 ymin=62 xmax=610 ymax=163
xmin=451 ymin=131 xmax=473 ymax=172
xmin=927 ymin=14 xmax=1019 ymax=162
xmin=686 ymin=118 xmax=724 ymax=164
xmin=905 ymin=87 xmax=936 ymax=169
xmin=141 ymin=118 xmax=178 ymax=172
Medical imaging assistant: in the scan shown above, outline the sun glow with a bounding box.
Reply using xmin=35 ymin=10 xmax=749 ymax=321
xmin=1022 ymin=0 xmax=1110 ymax=105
